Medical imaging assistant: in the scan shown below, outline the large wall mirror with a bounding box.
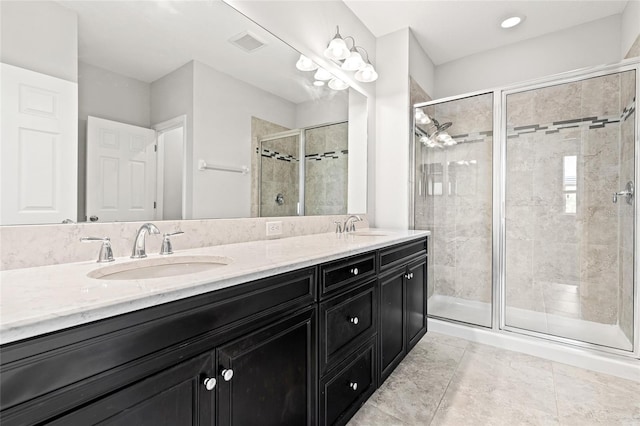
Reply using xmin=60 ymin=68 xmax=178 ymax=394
xmin=0 ymin=0 xmax=368 ymax=225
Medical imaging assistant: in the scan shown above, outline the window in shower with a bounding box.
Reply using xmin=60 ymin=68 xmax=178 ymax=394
xmin=563 ymin=155 xmax=577 ymax=214
xmin=414 ymin=92 xmax=494 ymax=328
xmin=504 ymin=70 xmax=636 ymax=351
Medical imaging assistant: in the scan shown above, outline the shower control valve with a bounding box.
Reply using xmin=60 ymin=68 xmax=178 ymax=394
xmin=613 ymin=181 xmax=634 ymax=205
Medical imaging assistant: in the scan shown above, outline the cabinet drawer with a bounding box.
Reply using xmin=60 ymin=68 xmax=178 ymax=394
xmin=319 ymin=281 xmax=376 ymax=374
xmin=320 ymin=252 xmax=376 ymax=297
xmin=320 ymin=339 xmax=376 ymax=426
xmin=379 ymin=238 xmax=427 ymax=271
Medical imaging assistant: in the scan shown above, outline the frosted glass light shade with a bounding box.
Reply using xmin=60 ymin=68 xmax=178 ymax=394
xmin=295 ymin=54 xmax=318 ymax=71
xmin=328 ymin=78 xmax=349 ymax=90
xmin=314 ymin=68 xmax=332 ymax=81
xmin=324 ymin=37 xmax=349 ymax=60
xmin=342 ymin=50 xmax=365 ymax=71
xmin=354 ymin=63 xmax=378 ymax=82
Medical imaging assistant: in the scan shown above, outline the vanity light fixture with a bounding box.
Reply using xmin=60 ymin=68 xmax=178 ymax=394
xmin=324 ymin=26 xmax=378 ymax=82
xmin=314 ymin=67 xmax=333 ymax=81
xmin=501 ymin=15 xmax=524 ymax=29
xmin=324 ymin=27 xmax=350 ymax=60
xmin=295 ymin=54 xmax=318 ymax=71
xmin=328 ymin=78 xmax=349 ymax=90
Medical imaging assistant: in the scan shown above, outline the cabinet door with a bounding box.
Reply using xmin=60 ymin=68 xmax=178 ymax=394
xmin=217 ymin=308 xmax=316 ymax=426
xmin=378 ymin=269 xmax=405 ymax=384
xmin=49 ymin=352 xmax=215 ymax=425
xmin=406 ymin=258 xmax=427 ymax=350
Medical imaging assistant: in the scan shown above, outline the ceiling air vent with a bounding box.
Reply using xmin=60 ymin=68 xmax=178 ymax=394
xmin=228 ymin=31 xmax=267 ymax=53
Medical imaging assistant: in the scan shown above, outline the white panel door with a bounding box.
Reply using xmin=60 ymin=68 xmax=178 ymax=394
xmin=1 ymin=63 xmax=78 ymax=225
xmin=86 ymin=116 xmax=156 ymax=222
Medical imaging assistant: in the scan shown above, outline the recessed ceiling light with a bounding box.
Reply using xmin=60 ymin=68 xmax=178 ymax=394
xmin=313 ymin=80 xmax=325 ymax=87
xmin=501 ymin=16 xmax=524 ymax=29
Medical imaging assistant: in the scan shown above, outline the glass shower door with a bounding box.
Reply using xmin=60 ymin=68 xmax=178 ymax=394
xmin=503 ymin=70 xmax=636 ymax=351
xmin=414 ymin=92 xmax=494 ymax=327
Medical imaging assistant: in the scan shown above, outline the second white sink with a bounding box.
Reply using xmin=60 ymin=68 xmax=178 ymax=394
xmin=88 ymin=255 xmax=233 ymax=281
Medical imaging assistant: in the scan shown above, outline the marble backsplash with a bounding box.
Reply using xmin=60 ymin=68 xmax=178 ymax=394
xmin=0 ymin=214 xmax=368 ymax=270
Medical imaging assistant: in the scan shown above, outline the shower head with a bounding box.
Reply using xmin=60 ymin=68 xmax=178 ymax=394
xmin=431 ymin=118 xmax=452 ymax=133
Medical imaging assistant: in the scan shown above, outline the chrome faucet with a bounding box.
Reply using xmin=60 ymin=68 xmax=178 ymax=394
xmin=343 ymin=215 xmax=362 ymax=233
xmin=131 ymin=223 xmax=160 ymax=258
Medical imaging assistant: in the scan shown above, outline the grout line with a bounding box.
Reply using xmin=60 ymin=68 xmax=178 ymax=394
xmin=551 ymin=362 xmax=563 ymax=425
xmin=427 ymin=341 xmax=470 ymax=425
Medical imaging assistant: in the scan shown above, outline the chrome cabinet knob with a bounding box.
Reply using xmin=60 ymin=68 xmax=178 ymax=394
xmin=350 ymin=267 xmax=359 ymax=275
xmin=221 ymin=368 xmax=234 ymax=381
xmin=203 ymin=377 xmax=217 ymax=391
xmin=349 ymin=382 xmax=358 ymax=391
xmin=349 ymin=316 xmax=359 ymax=325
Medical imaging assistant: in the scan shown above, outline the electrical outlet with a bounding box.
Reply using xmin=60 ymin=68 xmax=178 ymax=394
xmin=266 ymin=221 xmax=282 ymax=236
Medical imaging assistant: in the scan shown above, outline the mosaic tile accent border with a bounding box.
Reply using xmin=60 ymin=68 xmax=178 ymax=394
xmin=259 ymin=148 xmax=298 ymax=162
xmin=507 ymin=98 xmax=635 ymax=139
xmin=305 ymin=150 xmax=348 ymax=161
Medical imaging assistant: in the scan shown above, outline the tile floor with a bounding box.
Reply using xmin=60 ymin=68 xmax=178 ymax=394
xmin=347 ymin=332 xmax=640 ymax=425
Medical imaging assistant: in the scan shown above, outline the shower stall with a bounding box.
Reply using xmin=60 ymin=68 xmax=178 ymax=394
xmin=413 ymin=59 xmax=639 ymax=357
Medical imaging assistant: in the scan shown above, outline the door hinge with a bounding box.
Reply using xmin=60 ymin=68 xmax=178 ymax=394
xmin=154 ymin=145 xmax=158 ymax=152
xmin=153 ymin=201 xmax=157 ymax=209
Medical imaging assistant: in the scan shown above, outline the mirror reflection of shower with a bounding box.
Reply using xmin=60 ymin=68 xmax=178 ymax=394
xmin=258 ymin=121 xmax=348 ymax=217
xmin=415 ymin=108 xmax=456 ymax=148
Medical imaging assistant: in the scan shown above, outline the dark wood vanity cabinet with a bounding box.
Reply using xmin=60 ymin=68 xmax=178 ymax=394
xmin=378 ymin=239 xmax=428 ymax=384
xmin=217 ymin=307 xmax=316 ymax=426
xmin=0 ymin=236 xmax=428 ymax=426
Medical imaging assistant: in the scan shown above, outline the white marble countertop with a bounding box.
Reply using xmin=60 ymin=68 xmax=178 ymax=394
xmin=0 ymin=229 xmax=429 ymax=345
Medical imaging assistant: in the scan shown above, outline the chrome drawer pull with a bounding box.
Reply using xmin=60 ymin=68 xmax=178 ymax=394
xmin=350 ymin=267 xmax=359 ymax=275
xmin=349 ymin=316 xmax=359 ymax=325
xmin=349 ymin=382 xmax=358 ymax=391
xmin=203 ymin=377 xmax=217 ymax=391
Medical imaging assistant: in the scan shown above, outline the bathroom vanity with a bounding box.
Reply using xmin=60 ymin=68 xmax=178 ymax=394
xmin=0 ymin=230 xmax=428 ymax=425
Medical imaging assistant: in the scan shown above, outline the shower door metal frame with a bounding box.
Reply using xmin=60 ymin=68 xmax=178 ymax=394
xmin=412 ymin=58 xmax=640 ymax=359
xmin=497 ymin=59 xmax=640 ymax=359
xmin=412 ymin=90 xmax=498 ymax=329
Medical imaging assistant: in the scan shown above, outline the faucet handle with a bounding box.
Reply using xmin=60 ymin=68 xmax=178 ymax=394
xmin=81 ymin=237 xmax=115 ymax=263
xmin=334 ymin=221 xmax=343 ymax=234
xmin=160 ymin=231 xmax=184 ymax=255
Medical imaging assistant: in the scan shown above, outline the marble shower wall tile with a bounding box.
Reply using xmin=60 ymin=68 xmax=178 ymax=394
xmin=0 ymin=214 xmax=369 ymax=270
xmin=304 ymin=123 xmax=348 ymax=216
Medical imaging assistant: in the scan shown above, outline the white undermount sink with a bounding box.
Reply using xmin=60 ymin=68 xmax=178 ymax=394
xmin=87 ymin=255 xmax=233 ymax=280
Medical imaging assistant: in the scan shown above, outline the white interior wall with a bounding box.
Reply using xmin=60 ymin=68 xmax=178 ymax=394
xmin=375 ymin=28 xmax=411 ymax=229
xmin=192 ymin=61 xmax=296 ymax=219
xmin=434 ymin=15 xmax=622 ymax=98
xmin=621 ymin=0 xmax=640 ymax=58
xmin=0 ymin=1 xmax=77 ymax=83
xmin=150 ymin=62 xmax=195 ymax=218
xmin=408 ymin=30 xmax=435 ymax=98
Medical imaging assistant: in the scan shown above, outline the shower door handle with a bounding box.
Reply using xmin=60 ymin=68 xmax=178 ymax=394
xmin=613 ymin=181 xmax=634 ymax=205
